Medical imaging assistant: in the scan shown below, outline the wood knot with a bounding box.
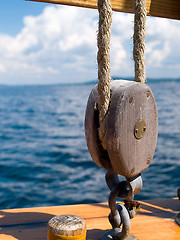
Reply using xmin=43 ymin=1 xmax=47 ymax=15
xmin=147 ymin=158 xmax=151 ymax=165
xmin=131 ymin=168 xmax=135 ymax=174
xmin=147 ymin=91 xmax=150 ymax=97
xmin=129 ymin=97 xmax=133 ymax=103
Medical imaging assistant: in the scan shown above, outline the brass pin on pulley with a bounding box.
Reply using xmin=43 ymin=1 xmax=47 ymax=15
xmin=134 ymin=120 xmax=146 ymax=139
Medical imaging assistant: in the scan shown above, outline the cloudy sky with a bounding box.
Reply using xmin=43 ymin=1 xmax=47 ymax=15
xmin=1 ymin=0 xmax=180 ymax=85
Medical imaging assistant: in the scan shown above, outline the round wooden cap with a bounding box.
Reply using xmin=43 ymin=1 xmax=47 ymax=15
xmin=48 ymin=215 xmax=86 ymax=240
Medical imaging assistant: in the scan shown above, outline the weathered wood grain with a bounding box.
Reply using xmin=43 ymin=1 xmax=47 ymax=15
xmin=85 ymin=80 xmax=158 ymax=178
xmin=28 ymin=0 xmax=180 ymax=20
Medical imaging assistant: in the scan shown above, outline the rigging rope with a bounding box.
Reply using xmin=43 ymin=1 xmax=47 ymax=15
xmin=133 ymin=0 xmax=147 ymax=83
xmin=97 ymin=0 xmax=112 ymax=149
xmin=97 ymin=0 xmax=147 ymax=149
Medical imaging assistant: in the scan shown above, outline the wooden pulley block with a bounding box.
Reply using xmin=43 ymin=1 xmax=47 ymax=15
xmin=85 ymin=80 xmax=158 ymax=178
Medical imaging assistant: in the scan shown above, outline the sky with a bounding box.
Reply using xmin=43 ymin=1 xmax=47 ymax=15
xmin=0 ymin=0 xmax=180 ymax=85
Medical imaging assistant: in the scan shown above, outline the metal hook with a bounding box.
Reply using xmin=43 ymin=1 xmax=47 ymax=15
xmin=106 ymin=171 xmax=143 ymax=239
xmin=108 ymin=184 xmax=131 ymax=239
xmin=106 ymin=171 xmax=143 ymax=200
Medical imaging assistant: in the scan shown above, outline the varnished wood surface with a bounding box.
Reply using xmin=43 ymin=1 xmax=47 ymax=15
xmin=28 ymin=0 xmax=180 ymax=20
xmin=0 ymin=198 xmax=179 ymax=239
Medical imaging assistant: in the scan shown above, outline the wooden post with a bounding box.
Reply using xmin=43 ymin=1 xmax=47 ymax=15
xmin=48 ymin=215 xmax=87 ymax=240
xmin=28 ymin=0 xmax=180 ymax=20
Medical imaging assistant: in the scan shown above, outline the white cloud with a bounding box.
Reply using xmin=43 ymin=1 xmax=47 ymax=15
xmin=147 ymin=41 xmax=170 ymax=67
xmin=111 ymin=13 xmax=133 ymax=75
xmin=111 ymin=36 xmax=127 ymax=71
xmin=0 ymin=64 xmax=6 ymax=73
xmin=0 ymin=6 xmax=99 ymax=84
xmin=146 ymin=17 xmax=180 ymax=76
xmin=0 ymin=5 xmax=180 ymax=84
xmin=146 ymin=41 xmax=160 ymax=54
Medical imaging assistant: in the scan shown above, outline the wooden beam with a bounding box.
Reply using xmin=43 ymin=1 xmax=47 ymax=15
xmin=28 ymin=0 xmax=180 ymax=20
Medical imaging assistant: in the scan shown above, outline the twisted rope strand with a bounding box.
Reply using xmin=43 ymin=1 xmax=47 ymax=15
xmin=97 ymin=0 xmax=112 ymax=149
xmin=97 ymin=0 xmax=146 ymax=149
xmin=133 ymin=0 xmax=147 ymax=83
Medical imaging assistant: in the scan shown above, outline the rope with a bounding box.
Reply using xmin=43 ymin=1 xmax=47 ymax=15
xmin=97 ymin=0 xmax=112 ymax=149
xmin=97 ymin=0 xmax=147 ymax=150
xmin=133 ymin=0 xmax=147 ymax=83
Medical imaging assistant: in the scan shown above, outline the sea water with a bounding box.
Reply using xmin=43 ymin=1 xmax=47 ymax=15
xmin=0 ymin=79 xmax=179 ymax=209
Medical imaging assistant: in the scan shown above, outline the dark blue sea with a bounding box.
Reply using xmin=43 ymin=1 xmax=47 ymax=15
xmin=0 ymin=79 xmax=179 ymax=209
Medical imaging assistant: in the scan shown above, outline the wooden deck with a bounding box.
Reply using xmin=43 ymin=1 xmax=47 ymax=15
xmin=0 ymin=198 xmax=179 ymax=240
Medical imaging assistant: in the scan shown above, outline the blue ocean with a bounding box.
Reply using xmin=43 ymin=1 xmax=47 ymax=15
xmin=0 ymin=79 xmax=179 ymax=209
